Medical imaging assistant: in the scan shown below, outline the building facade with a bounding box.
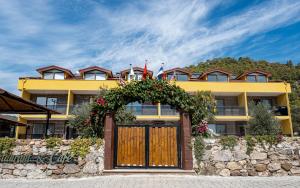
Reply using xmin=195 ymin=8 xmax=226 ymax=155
xmin=16 ymin=66 xmax=293 ymax=138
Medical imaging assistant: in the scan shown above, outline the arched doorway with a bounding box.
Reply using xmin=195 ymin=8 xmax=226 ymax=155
xmin=94 ymin=79 xmax=194 ymax=170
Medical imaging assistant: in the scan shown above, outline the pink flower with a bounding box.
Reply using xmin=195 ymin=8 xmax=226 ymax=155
xmin=84 ymin=118 xmax=91 ymax=125
xmin=197 ymin=120 xmax=208 ymax=134
xmin=96 ymin=97 xmax=106 ymax=106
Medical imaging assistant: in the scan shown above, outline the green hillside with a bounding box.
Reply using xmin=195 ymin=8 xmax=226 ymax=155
xmin=186 ymin=57 xmax=300 ymax=133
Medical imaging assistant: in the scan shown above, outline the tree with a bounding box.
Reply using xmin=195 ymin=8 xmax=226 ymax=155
xmin=248 ymin=102 xmax=280 ymax=135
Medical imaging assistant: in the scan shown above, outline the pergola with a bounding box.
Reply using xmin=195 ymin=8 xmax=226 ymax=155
xmin=0 ymin=88 xmax=60 ymax=138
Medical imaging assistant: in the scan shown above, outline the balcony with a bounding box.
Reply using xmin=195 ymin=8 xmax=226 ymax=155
xmin=160 ymin=105 xmax=179 ymax=116
xmin=271 ymin=106 xmax=288 ymax=116
xmin=43 ymin=104 xmax=67 ymax=114
xmin=216 ymin=106 xmax=246 ymax=116
xmin=126 ymin=105 xmax=158 ymax=116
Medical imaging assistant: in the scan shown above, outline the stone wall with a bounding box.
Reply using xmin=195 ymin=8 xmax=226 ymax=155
xmin=0 ymin=139 xmax=104 ymax=179
xmin=194 ymin=137 xmax=300 ymax=176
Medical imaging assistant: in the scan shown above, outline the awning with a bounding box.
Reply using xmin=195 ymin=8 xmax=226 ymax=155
xmin=0 ymin=115 xmax=27 ymax=126
xmin=0 ymin=88 xmax=60 ymax=114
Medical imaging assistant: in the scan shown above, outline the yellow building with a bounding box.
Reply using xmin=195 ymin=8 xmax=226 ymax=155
xmin=17 ymin=65 xmax=293 ymax=138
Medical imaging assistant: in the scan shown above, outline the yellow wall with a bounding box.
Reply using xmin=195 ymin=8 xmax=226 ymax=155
xmin=17 ymin=78 xmax=294 ymax=136
xmin=15 ymin=117 xmax=27 ymax=139
xmin=18 ymin=79 xmax=119 ymax=91
xmin=66 ymin=90 xmax=74 ymax=115
xmin=175 ymin=81 xmax=291 ymax=93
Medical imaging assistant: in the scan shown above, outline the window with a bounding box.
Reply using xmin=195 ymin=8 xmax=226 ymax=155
xmin=247 ymin=75 xmax=256 ymax=82
xmin=247 ymin=74 xmax=267 ymax=82
xmin=167 ymin=73 xmax=189 ymax=81
xmin=84 ymin=71 xmax=106 ymax=80
xmin=126 ymin=102 xmax=158 ymax=115
xmin=127 ymin=71 xmax=143 ymax=81
xmin=136 ymin=74 xmax=143 ymax=81
xmin=207 ymin=72 xmax=228 ymax=82
xmin=216 ymin=124 xmax=226 ymax=134
xmin=216 ymin=99 xmax=225 ymax=107
xmin=43 ymin=70 xmax=64 ymax=80
xmin=257 ymin=75 xmax=267 ymax=82
xmin=31 ymin=95 xmax=67 ymax=114
xmin=74 ymin=95 xmax=95 ymax=105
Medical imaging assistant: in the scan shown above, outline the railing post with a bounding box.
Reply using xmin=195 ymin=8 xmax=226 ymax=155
xmin=180 ymin=112 xmax=193 ymax=170
xmin=104 ymin=113 xmax=115 ymax=170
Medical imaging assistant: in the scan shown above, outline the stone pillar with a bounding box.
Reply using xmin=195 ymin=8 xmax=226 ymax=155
xmin=180 ymin=112 xmax=193 ymax=170
xmin=104 ymin=113 xmax=115 ymax=170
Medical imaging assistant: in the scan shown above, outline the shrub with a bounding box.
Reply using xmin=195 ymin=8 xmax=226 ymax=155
xmin=70 ymin=138 xmax=103 ymax=158
xmin=219 ymin=136 xmax=238 ymax=150
xmin=256 ymin=135 xmax=281 ymax=149
xmin=191 ymin=91 xmax=216 ymax=135
xmin=245 ymin=135 xmax=256 ymax=155
xmin=45 ymin=137 xmax=62 ymax=149
xmin=68 ymin=90 xmax=136 ymax=138
xmin=245 ymin=135 xmax=282 ymax=154
xmin=248 ymin=102 xmax=280 ymax=135
xmin=0 ymin=138 xmax=16 ymax=154
xmin=194 ymin=136 xmax=205 ymax=164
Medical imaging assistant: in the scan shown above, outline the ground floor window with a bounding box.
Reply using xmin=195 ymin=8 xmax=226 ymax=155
xmin=27 ymin=120 xmax=66 ymax=138
xmin=208 ymin=121 xmax=247 ymax=136
xmin=0 ymin=120 xmax=16 ymax=138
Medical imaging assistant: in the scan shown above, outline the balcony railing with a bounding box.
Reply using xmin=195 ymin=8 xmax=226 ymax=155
xmin=161 ymin=105 xmax=179 ymax=116
xmin=41 ymin=104 xmax=67 ymax=114
xmin=216 ymin=106 xmax=246 ymax=116
xmin=126 ymin=105 xmax=158 ymax=116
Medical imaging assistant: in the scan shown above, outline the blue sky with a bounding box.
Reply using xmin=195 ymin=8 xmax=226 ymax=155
xmin=1 ymin=0 xmax=300 ymax=94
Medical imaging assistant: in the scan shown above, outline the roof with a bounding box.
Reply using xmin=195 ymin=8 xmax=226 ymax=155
xmin=164 ymin=67 xmax=192 ymax=76
xmin=79 ymin=66 xmax=113 ymax=77
xmin=198 ymin=69 xmax=231 ymax=79
xmin=0 ymin=115 xmax=27 ymax=126
xmin=36 ymin=65 xmax=74 ymax=77
xmin=235 ymin=70 xmax=272 ymax=80
xmin=120 ymin=67 xmax=153 ymax=78
xmin=0 ymin=89 xmax=60 ymax=114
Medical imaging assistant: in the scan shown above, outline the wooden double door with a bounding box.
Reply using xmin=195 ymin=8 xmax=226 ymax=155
xmin=114 ymin=124 xmax=180 ymax=168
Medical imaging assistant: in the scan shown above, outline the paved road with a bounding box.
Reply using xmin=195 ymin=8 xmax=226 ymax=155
xmin=1 ymin=175 xmax=300 ymax=188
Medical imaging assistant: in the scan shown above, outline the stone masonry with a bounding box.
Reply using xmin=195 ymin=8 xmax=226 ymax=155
xmin=0 ymin=139 xmax=104 ymax=179
xmin=194 ymin=137 xmax=300 ymax=176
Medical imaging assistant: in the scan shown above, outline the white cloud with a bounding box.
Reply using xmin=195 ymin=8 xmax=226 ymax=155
xmin=0 ymin=0 xmax=300 ymax=94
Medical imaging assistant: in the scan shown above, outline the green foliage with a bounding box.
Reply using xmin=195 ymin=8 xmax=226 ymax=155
xmin=219 ymin=136 xmax=238 ymax=150
xmin=68 ymin=103 xmax=98 ymax=137
xmin=245 ymin=135 xmax=282 ymax=154
xmin=191 ymin=91 xmax=216 ymax=135
xmin=0 ymin=138 xmax=16 ymax=154
xmin=245 ymin=135 xmax=256 ymax=155
xmin=248 ymin=102 xmax=280 ymax=135
xmin=97 ymin=78 xmax=194 ymax=113
xmin=115 ymin=106 xmax=136 ymax=124
xmin=255 ymin=135 xmax=280 ymax=148
xmin=187 ymin=57 xmax=300 ymax=133
xmin=194 ymin=136 xmax=205 ymax=164
xmin=45 ymin=137 xmax=62 ymax=149
xmin=70 ymin=138 xmax=103 ymax=158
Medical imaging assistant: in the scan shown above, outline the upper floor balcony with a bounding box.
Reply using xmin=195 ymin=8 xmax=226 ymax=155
xmin=216 ymin=106 xmax=246 ymax=116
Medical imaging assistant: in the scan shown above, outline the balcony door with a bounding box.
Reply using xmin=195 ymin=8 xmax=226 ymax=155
xmin=32 ymin=95 xmax=67 ymax=114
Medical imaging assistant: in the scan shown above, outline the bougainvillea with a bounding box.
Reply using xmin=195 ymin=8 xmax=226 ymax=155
xmin=69 ymin=78 xmax=215 ymax=138
xmin=196 ymin=120 xmax=210 ymax=138
xmin=92 ymin=78 xmax=195 ymax=113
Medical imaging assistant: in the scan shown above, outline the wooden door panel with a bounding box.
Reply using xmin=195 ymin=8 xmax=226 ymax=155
xmin=116 ymin=127 xmax=145 ymax=167
xmin=149 ymin=127 xmax=178 ymax=167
